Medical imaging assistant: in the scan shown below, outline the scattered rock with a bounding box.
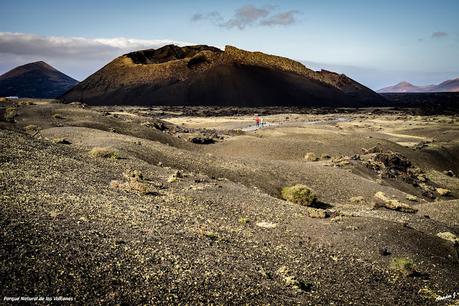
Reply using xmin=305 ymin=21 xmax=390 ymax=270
xmin=52 ymin=113 xmax=65 ymax=119
xmin=331 ymin=155 xmax=351 ymax=167
xmin=239 ymin=217 xmax=250 ymax=224
xmin=24 ymin=124 xmax=38 ymax=132
xmin=374 ymin=152 xmax=411 ymax=173
xmin=189 ymin=136 xmax=215 ymax=144
xmin=443 ymin=170 xmax=455 ymax=177
xmin=379 ymin=247 xmax=391 ymax=256
xmin=304 ymin=152 xmax=319 ymax=161
xmin=350 ymin=154 xmax=360 ymax=160
xmin=256 ymin=221 xmax=277 ymax=229
xmin=373 ymin=192 xmax=418 ymax=213
xmin=142 ymin=121 xmax=167 ymax=131
xmin=361 ymin=145 xmax=383 ymax=154
xmin=405 ymin=195 xmax=418 ymax=202
xmin=52 ymin=138 xmax=71 ymax=145
xmin=418 ymin=287 xmax=439 ymax=300
xmin=436 ymin=232 xmax=459 ymax=244
xmin=350 ymin=196 xmax=364 ymax=204
xmin=436 ymin=188 xmax=450 ymax=196
xmin=281 ymin=184 xmax=317 ymax=206
xmin=413 ymin=141 xmax=429 ymax=150
xmin=320 ymin=153 xmax=331 ymax=160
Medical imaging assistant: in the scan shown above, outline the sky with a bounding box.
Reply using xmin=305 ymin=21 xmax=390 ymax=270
xmin=0 ymin=0 xmax=458 ymax=90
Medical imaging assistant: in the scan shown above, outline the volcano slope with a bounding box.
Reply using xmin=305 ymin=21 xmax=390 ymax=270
xmin=1 ymin=101 xmax=459 ymax=304
xmin=61 ymin=45 xmax=384 ymax=107
xmin=0 ymin=61 xmax=78 ymax=98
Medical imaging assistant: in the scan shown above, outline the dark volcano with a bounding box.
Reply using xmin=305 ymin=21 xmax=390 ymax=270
xmin=61 ymin=45 xmax=385 ymax=107
xmin=0 ymin=61 xmax=78 ymax=98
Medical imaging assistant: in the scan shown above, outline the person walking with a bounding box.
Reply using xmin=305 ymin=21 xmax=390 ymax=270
xmin=255 ymin=116 xmax=260 ymax=127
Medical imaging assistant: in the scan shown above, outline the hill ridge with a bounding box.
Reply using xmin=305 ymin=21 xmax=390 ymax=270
xmin=61 ymin=44 xmax=384 ymax=106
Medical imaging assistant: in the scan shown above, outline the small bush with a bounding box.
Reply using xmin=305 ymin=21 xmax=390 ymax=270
xmin=281 ymin=184 xmax=317 ymax=206
xmin=110 ymin=170 xmax=154 ymax=195
xmin=4 ymin=107 xmax=17 ymax=122
xmin=89 ymin=147 xmax=121 ymax=159
xmin=390 ymin=257 xmax=416 ymax=276
xmin=307 ymin=207 xmax=327 ymax=218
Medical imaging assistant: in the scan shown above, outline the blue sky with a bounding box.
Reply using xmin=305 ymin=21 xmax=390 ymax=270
xmin=1 ymin=0 xmax=458 ymax=89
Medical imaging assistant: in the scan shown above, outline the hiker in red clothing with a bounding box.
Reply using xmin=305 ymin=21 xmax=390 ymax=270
xmin=255 ymin=116 xmax=260 ymax=127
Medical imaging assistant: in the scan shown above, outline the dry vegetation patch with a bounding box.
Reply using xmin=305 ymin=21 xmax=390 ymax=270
xmin=281 ymin=184 xmax=317 ymax=206
xmin=390 ymin=257 xmax=417 ymax=277
xmin=110 ymin=170 xmax=156 ymax=195
xmin=89 ymin=147 xmax=122 ymax=159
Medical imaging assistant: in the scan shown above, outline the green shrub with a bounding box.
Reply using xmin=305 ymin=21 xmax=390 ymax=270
xmin=281 ymin=184 xmax=317 ymax=206
xmin=390 ymin=257 xmax=416 ymax=276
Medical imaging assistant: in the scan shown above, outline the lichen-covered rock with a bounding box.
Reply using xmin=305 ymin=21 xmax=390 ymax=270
xmin=436 ymin=232 xmax=458 ymax=244
xmin=436 ymin=188 xmax=450 ymax=196
xmin=373 ymin=192 xmax=418 ymax=213
xmin=304 ymin=152 xmax=318 ymax=161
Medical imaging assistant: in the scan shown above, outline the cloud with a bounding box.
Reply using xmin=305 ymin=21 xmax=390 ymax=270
xmin=220 ymin=5 xmax=271 ymax=29
xmin=260 ymin=10 xmax=300 ymax=26
xmin=0 ymin=32 xmax=191 ymax=58
xmin=192 ymin=5 xmax=300 ymax=30
xmin=191 ymin=11 xmax=223 ymax=23
xmin=0 ymin=32 xmax=192 ymax=80
xmin=432 ymin=31 xmax=448 ymax=38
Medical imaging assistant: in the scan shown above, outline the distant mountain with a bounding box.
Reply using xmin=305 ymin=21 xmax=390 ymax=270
xmin=61 ymin=45 xmax=385 ymax=107
xmin=378 ymin=78 xmax=459 ymax=93
xmin=434 ymin=78 xmax=459 ymax=92
xmin=0 ymin=61 xmax=78 ymax=98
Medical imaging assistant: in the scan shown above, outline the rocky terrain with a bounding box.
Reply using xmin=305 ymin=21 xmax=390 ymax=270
xmin=0 ymin=62 xmax=78 ymax=98
xmin=1 ymin=99 xmax=458 ymax=304
xmin=61 ymin=45 xmax=385 ymax=107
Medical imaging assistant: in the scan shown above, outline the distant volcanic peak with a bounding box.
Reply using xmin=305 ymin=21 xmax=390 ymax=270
xmin=0 ymin=61 xmax=78 ymax=98
xmin=377 ymin=78 xmax=459 ymax=93
xmin=378 ymin=81 xmax=425 ymax=93
xmin=126 ymin=44 xmax=222 ymax=65
xmin=27 ymin=61 xmax=56 ymax=71
xmin=0 ymin=61 xmax=58 ymax=80
xmin=397 ymin=81 xmax=413 ymax=86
